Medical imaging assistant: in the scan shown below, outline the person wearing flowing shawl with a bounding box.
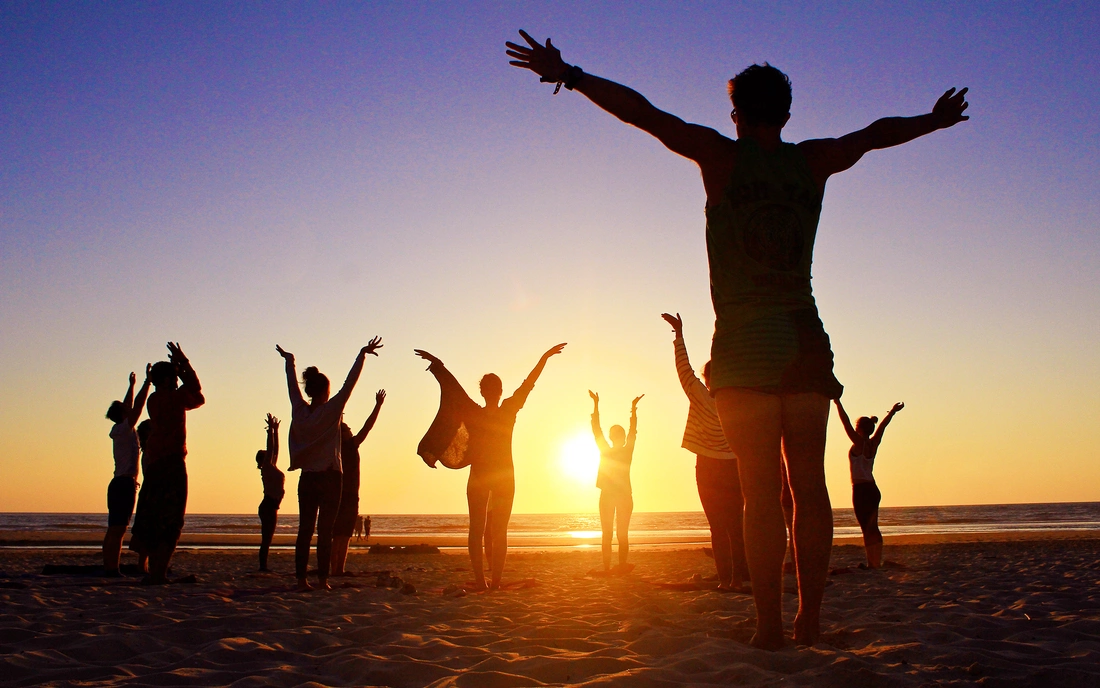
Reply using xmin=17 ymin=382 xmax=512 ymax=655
xmin=415 ymin=343 xmax=565 ymax=590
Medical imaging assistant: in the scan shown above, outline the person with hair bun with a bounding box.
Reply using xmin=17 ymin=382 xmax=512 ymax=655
xmin=835 ymin=399 xmax=904 ymax=569
xmin=102 ymin=365 xmax=151 ymax=576
xmin=276 ymin=337 xmax=382 ymax=592
xmin=415 ymin=343 xmax=566 ymax=591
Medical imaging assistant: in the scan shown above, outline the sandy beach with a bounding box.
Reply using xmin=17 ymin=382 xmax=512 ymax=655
xmin=1 ymin=537 xmax=1098 ymax=687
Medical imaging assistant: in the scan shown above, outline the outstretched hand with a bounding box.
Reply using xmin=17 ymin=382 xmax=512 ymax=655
xmin=376 ymin=389 xmax=387 ymax=405
xmin=890 ymin=402 xmax=905 ymax=414
xmin=129 ymin=372 xmax=136 ymax=386
xmin=632 ymin=394 xmax=645 ymax=410
xmin=275 ymin=345 xmax=294 ymax=364
xmin=413 ymin=349 xmax=441 ymax=368
xmin=932 ymin=87 xmax=969 ymax=129
xmin=361 ymin=336 xmax=383 ymax=357
xmin=506 ymin=30 xmax=568 ymax=82
xmin=661 ymin=312 xmax=683 ymax=337
xmin=588 ymin=390 xmax=599 ymax=404
xmin=265 ymin=413 xmax=280 ymax=431
xmin=145 ymin=363 xmax=152 ymax=381
xmin=166 ymin=342 xmax=188 ymax=365
xmin=542 ymin=343 xmax=567 ymax=359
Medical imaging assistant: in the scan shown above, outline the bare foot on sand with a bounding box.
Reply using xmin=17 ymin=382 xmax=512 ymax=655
xmin=317 ymin=579 xmax=331 ymax=591
xmin=750 ymin=630 xmax=785 ymax=651
xmin=793 ymin=613 xmax=820 ymax=646
xmin=296 ymin=578 xmax=313 ymax=592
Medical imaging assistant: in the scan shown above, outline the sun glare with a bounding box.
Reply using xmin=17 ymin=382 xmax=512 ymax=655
xmin=559 ymin=433 xmax=600 ymax=484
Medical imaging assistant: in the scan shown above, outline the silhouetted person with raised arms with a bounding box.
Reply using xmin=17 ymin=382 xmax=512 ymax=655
xmin=103 ymin=365 xmax=151 ymax=576
xmin=256 ymin=413 xmax=283 ymax=572
xmin=331 ymin=389 xmax=386 ymax=576
xmin=129 ymin=342 xmax=204 ymax=584
xmin=835 ymin=399 xmax=904 ymax=569
xmin=589 ymin=391 xmax=642 ymax=574
xmin=662 ymin=313 xmax=750 ymax=590
xmin=507 ymin=30 xmax=968 ymax=648
xmin=277 ymin=338 xmax=381 ymax=592
xmin=416 ymin=343 xmax=566 ymax=590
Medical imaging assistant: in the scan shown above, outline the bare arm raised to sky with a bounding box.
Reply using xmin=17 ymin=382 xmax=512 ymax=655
xmin=510 ymin=343 xmax=567 ymax=407
xmin=331 ymin=336 xmax=383 ymax=407
xmin=627 ymin=395 xmax=643 ymax=450
xmin=266 ymin=413 xmax=279 ymax=467
xmin=353 ymin=390 xmax=386 ymax=446
xmin=871 ymin=402 xmax=905 ymax=448
xmin=798 ymin=91 xmax=969 ymax=185
xmin=276 ymin=345 xmax=305 ymax=407
xmin=506 ymin=31 xmax=729 ymax=165
xmin=589 ymin=390 xmax=610 ymax=453
xmin=833 ymin=399 xmax=861 ymax=444
xmin=167 ymin=342 xmax=204 ymax=409
xmin=126 ymin=365 xmax=152 ymax=427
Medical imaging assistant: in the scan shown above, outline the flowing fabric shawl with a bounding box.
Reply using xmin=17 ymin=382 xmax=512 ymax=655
xmin=418 ymin=361 xmax=480 ymax=469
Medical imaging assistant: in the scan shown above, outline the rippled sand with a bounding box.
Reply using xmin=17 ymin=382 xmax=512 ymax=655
xmin=1 ymin=540 xmax=1098 ymax=686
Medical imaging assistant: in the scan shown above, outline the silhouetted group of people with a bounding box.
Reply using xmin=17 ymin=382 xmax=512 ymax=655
xmin=102 ymin=28 xmax=966 ymax=649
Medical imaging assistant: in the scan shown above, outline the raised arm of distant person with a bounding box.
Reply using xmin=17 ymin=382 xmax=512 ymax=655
xmin=798 ymin=90 xmax=969 ymax=187
xmin=506 ymin=31 xmax=730 ymax=165
xmin=353 ymin=390 xmax=386 ymax=446
xmin=266 ymin=414 xmax=280 ymax=467
xmin=834 ymin=399 xmax=861 ymax=444
xmin=167 ymin=342 xmax=204 ymax=409
xmin=509 ymin=343 xmax=567 ymax=408
xmin=589 ymin=391 xmax=610 ymax=453
xmin=662 ymin=312 xmax=711 ymax=402
xmin=275 ymin=345 xmax=304 ymax=407
xmin=127 ymin=364 xmax=152 ymax=427
xmin=870 ymin=403 xmax=904 ymax=449
xmin=627 ymin=395 xmax=643 ymax=450
xmin=331 ymin=336 xmax=383 ymax=407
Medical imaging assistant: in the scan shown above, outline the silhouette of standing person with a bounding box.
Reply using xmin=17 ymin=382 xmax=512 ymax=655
xmin=835 ymin=400 xmax=904 ymax=569
xmin=331 ymin=389 xmax=386 ymax=576
xmin=277 ymin=338 xmax=382 ymax=591
xmin=103 ymin=366 xmax=151 ymax=576
xmin=129 ymin=342 xmax=204 ymax=584
xmin=661 ymin=313 xmax=750 ymax=590
xmin=589 ymin=391 xmax=642 ymax=574
xmin=256 ymin=413 xmax=283 ymax=572
xmin=506 ymin=30 xmax=967 ymax=648
xmin=416 ymin=343 xmax=566 ymax=590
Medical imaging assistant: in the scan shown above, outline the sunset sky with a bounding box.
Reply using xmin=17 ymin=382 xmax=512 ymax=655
xmin=2 ymin=2 xmax=1097 ymax=515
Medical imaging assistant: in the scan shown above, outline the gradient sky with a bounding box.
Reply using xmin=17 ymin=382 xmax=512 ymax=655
xmin=2 ymin=1 xmax=1098 ymax=515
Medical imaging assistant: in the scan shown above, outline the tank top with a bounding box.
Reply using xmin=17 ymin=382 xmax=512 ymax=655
xmin=848 ymin=442 xmax=876 ymax=484
xmin=705 ymin=139 xmax=823 ymax=335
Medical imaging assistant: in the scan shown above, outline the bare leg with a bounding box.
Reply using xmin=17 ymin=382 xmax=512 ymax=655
xmin=716 ymin=388 xmax=786 ymax=650
xmin=102 ymin=525 xmax=127 ymax=573
xmin=466 ymin=477 xmax=490 ymax=590
xmin=617 ymin=494 xmax=632 ymax=567
xmin=780 ymin=462 xmax=795 ymax=571
xmin=781 ymin=393 xmax=832 ymax=646
xmin=865 ymin=506 xmax=883 ymax=568
xmin=488 ymin=482 xmax=514 ymax=589
xmin=599 ymin=491 xmax=615 ymax=571
xmin=330 ymin=535 xmax=351 ymax=575
xmin=146 ymin=542 xmax=175 ymax=584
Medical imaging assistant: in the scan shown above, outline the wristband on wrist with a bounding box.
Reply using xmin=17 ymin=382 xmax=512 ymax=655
xmin=540 ymin=64 xmax=584 ymax=95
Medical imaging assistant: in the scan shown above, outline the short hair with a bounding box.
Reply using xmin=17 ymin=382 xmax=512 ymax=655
xmin=106 ymin=401 xmax=125 ymax=423
xmin=479 ymin=373 xmax=502 ymax=398
xmin=256 ymin=450 xmax=267 ymax=468
xmin=302 ymin=366 xmax=330 ymax=400
xmin=149 ymin=361 xmax=176 ymax=386
xmin=136 ymin=419 xmax=153 ymax=448
xmin=727 ymin=63 xmax=792 ymax=127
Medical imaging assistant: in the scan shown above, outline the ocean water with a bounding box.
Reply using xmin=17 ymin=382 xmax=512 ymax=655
xmin=2 ymin=502 xmax=1099 ymax=546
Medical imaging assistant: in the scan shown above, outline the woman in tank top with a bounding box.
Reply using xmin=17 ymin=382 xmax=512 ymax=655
xmin=835 ymin=399 xmax=904 ymax=569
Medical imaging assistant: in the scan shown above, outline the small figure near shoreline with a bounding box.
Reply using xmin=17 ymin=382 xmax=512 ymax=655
xmin=835 ymin=399 xmax=904 ymax=569
xmin=589 ymin=390 xmax=642 ymax=575
xmin=256 ymin=413 xmax=283 ymax=572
